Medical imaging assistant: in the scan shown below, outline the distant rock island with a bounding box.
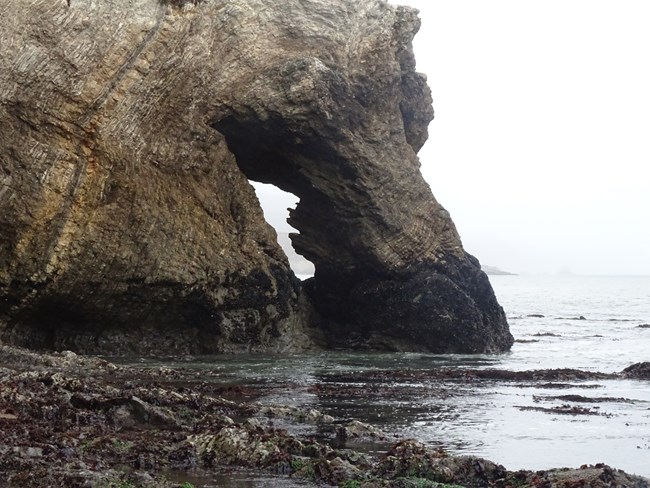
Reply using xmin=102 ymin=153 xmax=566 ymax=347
xmin=0 ymin=0 xmax=512 ymax=355
xmin=482 ymin=265 xmax=518 ymax=276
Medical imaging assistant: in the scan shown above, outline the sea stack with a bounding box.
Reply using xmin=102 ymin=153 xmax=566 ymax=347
xmin=0 ymin=0 xmax=513 ymax=354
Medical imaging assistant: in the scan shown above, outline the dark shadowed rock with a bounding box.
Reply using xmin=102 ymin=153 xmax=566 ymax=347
xmin=0 ymin=0 xmax=511 ymax=354
xmin=621 ymin=362 xmax=650 ymax=379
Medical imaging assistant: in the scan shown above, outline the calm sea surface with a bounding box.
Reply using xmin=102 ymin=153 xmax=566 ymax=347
xmin=446 ymin=275 xmax=650 ymax=475
xmin=131 ymin=275 xmax=650 ymax=483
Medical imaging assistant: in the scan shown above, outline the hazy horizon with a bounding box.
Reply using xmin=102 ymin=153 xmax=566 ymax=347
xmin=253 ymin=1 xmax=650 ymax=276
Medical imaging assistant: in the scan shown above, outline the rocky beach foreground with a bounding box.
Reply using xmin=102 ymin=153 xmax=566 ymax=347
xmin=1 ymin=345 xmax=648 ymax=488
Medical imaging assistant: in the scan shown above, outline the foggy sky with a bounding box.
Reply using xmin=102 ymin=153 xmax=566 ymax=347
xmin=254 ymin=1 xmax=650 ymax=276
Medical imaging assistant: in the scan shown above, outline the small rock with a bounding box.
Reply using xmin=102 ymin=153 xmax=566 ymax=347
xmin=257 ymin=405 xmax=334 ymax=424
xmin=621 ymin=362 xmax=650 ymax=379
xmin=26 ymin=447 xmax=43 ymax=458
xmin=318 ymin=457 xmax=363 ymax=484
xmin=244 ymin=417 xmax=262 ymax=429
xmin=132 ymin=471 xmax=154 ymax=485
xmin=341 ymin=420 xmax=387 ymax=440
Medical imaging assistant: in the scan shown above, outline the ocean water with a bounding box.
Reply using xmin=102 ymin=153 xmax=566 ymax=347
xmin=133 ymin=275 xmax=650 ymax=482
xmin=490 ymin=275 xmax=650 ymax=372
xmin=397 ymin=274 xmax=650 ymax=476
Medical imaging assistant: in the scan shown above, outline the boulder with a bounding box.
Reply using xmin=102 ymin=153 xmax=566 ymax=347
xmin=621 ymin=362 xmax=650 ymax=379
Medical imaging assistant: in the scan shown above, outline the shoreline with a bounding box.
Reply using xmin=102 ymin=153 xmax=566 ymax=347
xmin=1 ymin=345 xmax=649 ymax=487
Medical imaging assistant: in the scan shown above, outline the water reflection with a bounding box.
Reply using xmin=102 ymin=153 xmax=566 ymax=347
xmin=114 ymin=351 xmax=650 ymax=478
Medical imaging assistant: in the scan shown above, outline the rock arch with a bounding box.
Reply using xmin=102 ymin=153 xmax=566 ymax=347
xmin=0 ymin=0 xmax=512 ymax=353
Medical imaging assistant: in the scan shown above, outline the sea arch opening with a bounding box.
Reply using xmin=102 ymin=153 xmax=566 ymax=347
xmin=251 ymin=182 xmax=315 ymax=279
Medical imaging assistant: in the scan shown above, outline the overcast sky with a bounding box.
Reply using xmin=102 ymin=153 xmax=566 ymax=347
xmin=255 ymin=0 xmax=650 ymax=276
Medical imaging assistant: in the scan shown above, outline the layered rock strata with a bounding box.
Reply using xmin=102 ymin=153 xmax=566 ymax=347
xmin=0 ymin=0 xmax=512 ymax=353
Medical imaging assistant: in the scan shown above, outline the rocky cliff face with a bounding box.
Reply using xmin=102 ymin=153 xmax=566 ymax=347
xmin=0 ymin=0 xmax=513 ymax=354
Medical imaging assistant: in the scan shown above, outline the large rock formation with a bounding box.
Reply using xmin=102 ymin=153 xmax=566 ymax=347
xmin=0 ymin=0 xmax=513 ymax=354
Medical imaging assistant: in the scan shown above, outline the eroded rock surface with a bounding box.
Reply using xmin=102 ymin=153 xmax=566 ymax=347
xmin=0 ymin=0 xmax=512 ymax=353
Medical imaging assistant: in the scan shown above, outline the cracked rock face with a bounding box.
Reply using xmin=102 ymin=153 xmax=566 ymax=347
xmin=0 ymin=0 xmax=512 ymax=354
